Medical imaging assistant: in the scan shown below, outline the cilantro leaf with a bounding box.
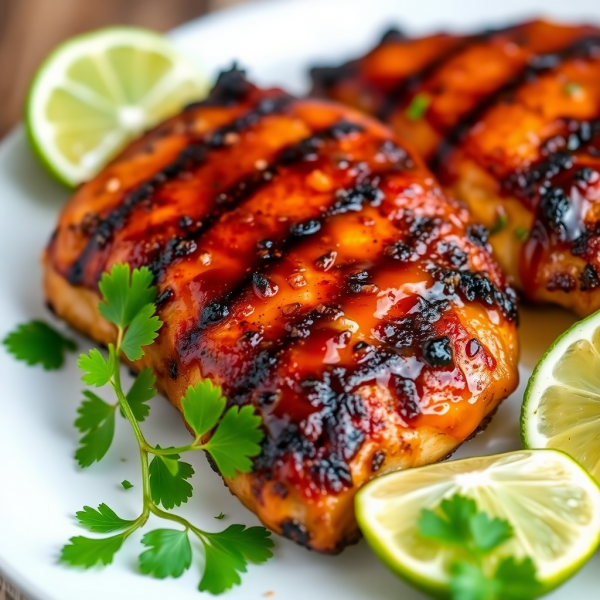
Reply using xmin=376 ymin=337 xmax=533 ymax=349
xmin=75 ymin=391 xmax=114 ymax=432
xmin=215 ymin=512 xmax=225 ymax=520
xmin=469 ymin=512 xmax=513 ymax=554
xmin=78 ymin=348 xmax=115 ymax=387
xmin=98 ymin=264 xmax=156 ymax=328
xmin=419 ymin=495 xmax=542 ymax=600
xmin=418 ymin=507 xmax=463 ymax=546
xmin=76 ymin=504 xmax=135 ymax=533
xmin=61 ymin=534 xmax=125 ymax=567
xmin=181 ymin=380 xmax=226 ymax=439
xmin=495 ymin=557 xmax=542 ymax=600
xmin=139 ymin=529 xmax=192 ymax=579
xmin=449 ymin=557 xmax=541 ymax=600
xmin=198 ymin=526 xmax=273 ymax=593
xmin=126 ymin=368 xmax=156 ymax=422
xmin=204 ymin=405 xmax=264 ymax=478
xmin=199 ymin=541 xmax=247 ymax=594
xmin=121 ymin=480 xmax=134 ymax=490
xmin=207 ymin=524 xmax=274 ymax=564
xmin=75 ymin=395 xmax=116 ymax=468
xmin=75 ymin=417 xmax=115 ymax=468
xmin=3 ymin=320 xmax=76 ymax=369
xmin=449 ymin=561 xmax=498 ymax=600
xmin=148 ymin=451 xmax=194 ymax=509
xmin=419 ymin=495 xmax=513 ymax=556
xmin=121 ymin=304 xmax=161 ymax=361
xmin=418 ymin=495 xmax=477 ymax=547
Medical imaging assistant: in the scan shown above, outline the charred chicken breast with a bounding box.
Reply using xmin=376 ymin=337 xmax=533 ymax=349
xmin=312 ymin=20 xmax=600 ymax=316
xmin=44 ymin=70 xmax=518 ymax=552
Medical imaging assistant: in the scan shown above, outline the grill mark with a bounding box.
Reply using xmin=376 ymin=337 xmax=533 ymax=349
xmin=232 ymin=260 xmax=500 ymax=489
xmin=180 ymin=176 xmax=393 ymax=351
xmin=431 ymin=35 xmax=600 ymax=171
xmin=502 ymin=118 xmax=600 ymax=206
xmin=225 ymin=248 xmax=517 ymax=404
xmin=193 ymin=175 xmax=516 ymax=396
xmin=225 ymin=262 xmax=386 ymax=398
xmin=378 ymin=24 xmax=525 ymax=121
xmin=498 ymin=119 xmax=600 ymax=292
xmin=178 ymin=181 xmax=399 ymax=488
xmin=67 ymin=94 xmax=293 ymax=285
xmin=204 ymin=209 xmax=514 ymax=488
xmin=378 ymin=35 xmax=481 ymax=121
xmin=146 ymin=120 xmax=367 ymax=281
xmin=228 ymin=268 xmax=384 ymax=486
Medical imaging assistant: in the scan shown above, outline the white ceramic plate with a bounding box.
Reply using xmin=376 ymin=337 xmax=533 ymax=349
xmin=0 ymin=0 xmax=598 ymax=598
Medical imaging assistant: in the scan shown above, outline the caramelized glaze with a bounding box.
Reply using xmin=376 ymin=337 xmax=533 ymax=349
xmin=45 ymin=69 xmax=518 ymax=551
xmin=312 ymin=19 xmax=600 ymax=315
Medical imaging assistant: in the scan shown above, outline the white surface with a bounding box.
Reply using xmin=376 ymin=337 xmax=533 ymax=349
xmin=0 ymin=0 xmax=599 ymax=598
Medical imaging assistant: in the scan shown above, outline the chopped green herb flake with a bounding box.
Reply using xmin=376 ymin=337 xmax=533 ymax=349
xmin=513 ymin=226 xmax=529 ymax=241
xmin=405 ymin=93 xmax=431 ymax=121
xmin=565 ymin=82 xmax=583 ymax=97
xmin=489 ymin=214 xmax=508 ymax=235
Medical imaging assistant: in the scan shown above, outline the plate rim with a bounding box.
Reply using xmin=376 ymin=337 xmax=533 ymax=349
xmin=0 ymin=1 xmax=598 ymax=599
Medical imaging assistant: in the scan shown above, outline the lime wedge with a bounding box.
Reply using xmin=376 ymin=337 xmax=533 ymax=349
xmin=522 ymin=310 xmax=600 ymax=483
xmin=26 ymin=26 xmax=207 ymax=187
xmin=355 ymin=450 xmax=600 ymax=598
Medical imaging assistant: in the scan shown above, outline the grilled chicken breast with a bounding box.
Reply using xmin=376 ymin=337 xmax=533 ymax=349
xmin=44 ymin=69 xmax=518 ymax=553
xmin=312 ymin=20 xmax=600 ymax=316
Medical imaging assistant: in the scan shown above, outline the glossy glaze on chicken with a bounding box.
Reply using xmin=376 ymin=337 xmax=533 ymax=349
xmin=44 ymin=69 xmax=518 ymax=552
xmin=312 ymin=20 xmax=600 ymax=315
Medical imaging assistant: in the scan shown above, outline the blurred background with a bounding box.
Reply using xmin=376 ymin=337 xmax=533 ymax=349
xmin=0 ymin=0 xmax=245 ymax=137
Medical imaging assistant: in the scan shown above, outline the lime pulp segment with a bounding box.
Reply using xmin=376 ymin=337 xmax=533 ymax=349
xmin=522 ymin=310 xmax=600 ymax=483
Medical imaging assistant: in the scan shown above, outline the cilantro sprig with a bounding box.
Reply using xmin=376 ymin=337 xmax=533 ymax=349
xmin=418 ymin=495 xmax=542 ymax=600
xmin=4 ymin=264 xmax=272 ymax=594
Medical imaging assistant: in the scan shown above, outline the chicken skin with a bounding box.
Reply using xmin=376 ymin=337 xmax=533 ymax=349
xmin=44 ymin=69 xmax=518 ymax=552
xmin=312 ymin=20 xmax=600 ymax=316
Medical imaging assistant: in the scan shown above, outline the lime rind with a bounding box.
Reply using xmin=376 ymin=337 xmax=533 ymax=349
xmin=521 ymin=309 xmax=600 ymax=461
xmin=26 ymin=26 xmax=207 ymax=187
xmin=355 ymin=449 xmax=600 ymax=599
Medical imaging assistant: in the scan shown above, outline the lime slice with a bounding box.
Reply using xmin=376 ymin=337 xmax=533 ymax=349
xmin=522 ymin=310 xmax=600 ymax=482
xmin=355 ymin=450 xmax=600 ymax=598
xmin=26 ymin=27 xmax=207 ymax=187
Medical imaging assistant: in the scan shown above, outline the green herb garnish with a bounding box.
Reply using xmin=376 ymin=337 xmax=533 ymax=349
xmin=4 ymin=264 xmax=272 ymax=594
xmin=405 ymin=93 xmax=431 ymax=121
xmin=513 ymin=226 xmax=529 ymax=241
xmin=489 ymin=214 xmax=508 ymax=235
xmin=3 ymin=320 xmax=76 ymax=369
xmin=121 ymin=480 xmax=134 ymax=490
xmin=418 ymin=495 xmax=542 ymax=600
xmin=565 ymin=82 xmax=583 ymax=97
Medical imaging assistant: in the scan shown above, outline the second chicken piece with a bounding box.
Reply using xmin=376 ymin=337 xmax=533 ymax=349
xmin=312 ymin=20 xmax=600 ymax=316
